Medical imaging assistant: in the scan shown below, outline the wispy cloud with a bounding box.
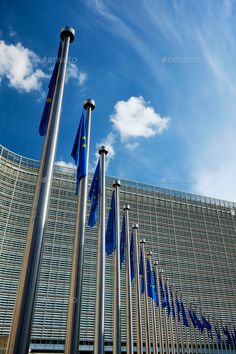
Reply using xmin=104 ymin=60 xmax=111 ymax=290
xmin=110 ymin=96 xmax=170 ymax=141
xmin=9 ymin=26 xmax=17 ymax=38
xmin=126 ymin=142 xmax=139 ymax=151
xmin=0 ymin=40 xmax=47 ymax=92
xmin=56 ymin=160 xmax=76 ymax=169
xmin=92 ymin=132 xmax=116 ymax=170
xmin=84 ymin=0 xmax=236 ymax=201
xmin=66 ymin=62 xmax=88 ymax=86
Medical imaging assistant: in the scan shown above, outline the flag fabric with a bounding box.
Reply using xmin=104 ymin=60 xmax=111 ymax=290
xmin=193 ymin=311 xmax=204 ymax=332
xmin=176 ymin=295 xmax=181 ymax=322
xmin=233 ymin=327 xmax=236 ymax=344
xmin=165 ymin=282 xmax=171 ymax=317
xmin=139 ymin=249 xmax=144 ymax=294
xmin=170 ymin=288 xmax=176 ymax=319
xmin=180 ymin=299 xmax=189 ymax=327
xmin=223 ymin=326 xmax=233 ymax=344
xmin=202 ymin=315 xmax=212 ymax=332
xmin=153 ymin=271 xmax=159 ymax=306
xmin=215 ymin=326 xmax=221 ymax=343
xmin=202 ymin=316 xmax=212 ymax=339
xmin=105 ymin=192 xmax=116 ymax=255
xmin=146 ymin=257 xmax=157 ymax=302
xmin=159 ymin=276 xmax=167 ymax=308
xmin=39 ymin=42 xmax=62 ymax=136
xmin=120 ymin=215 xmax=125 ymax=267
xmin=88 ymin=160 xmax=100 ymax=227
xmin=130 ymin=232 xmax=135 ymax=281
xmin=71 ymin=110 xmax=87 ymax=194
xmin=188 ymin=308 xmax=198 ymax=328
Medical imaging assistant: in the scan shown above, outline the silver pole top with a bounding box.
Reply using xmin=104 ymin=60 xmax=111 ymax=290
xmin=98 ymin=145 xmax=108 ymax=155
xmin=140 ymin=238 xmax=145 ymax=244
xmin=123 ymin=204 xmax=130 ymax=211
xmin=132 ymin=223 xmax=139 ymax=229
xmin=160 ymin=269 xmax=164 ymax=274
xmin=147 ymin=251 xmax=152 ymax=256
xmin=113 ymin=179 xmax=121 ymax=188
xmin=60 ymin=26 xmax=75 ymax=42
xmin=84 ymin=98 xmax=95 ymax=111
xmin=154 ymin=260 xmax=159 ymax=266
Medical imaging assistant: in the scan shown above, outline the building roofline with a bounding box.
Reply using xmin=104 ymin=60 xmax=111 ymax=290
xmin=1 ymin=144 xmax=236 ymax=208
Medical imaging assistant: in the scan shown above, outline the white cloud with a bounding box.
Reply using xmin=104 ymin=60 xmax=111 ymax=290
xmin=193 ymin=127 xmax=236 ymax=202
xmin=126 ymin=142 xmax=139 ymax=151
xmin=110 ymin=96 xmax=170 ymax=141
xmin=56 ymin=160 xmax=76 ymax=169
xmin=9 ymin=27 xmax=17 ymax=38
xmin=0 ymin=40 xmax=47 ymax=92
xmin=66 ymin=62 xmax=87 ymax=86
xmin=92 ymin=132 xmax=116 ymax=170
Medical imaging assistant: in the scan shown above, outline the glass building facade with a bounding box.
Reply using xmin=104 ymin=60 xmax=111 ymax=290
xmin=0 ymin=144 xmax=235 ymax=352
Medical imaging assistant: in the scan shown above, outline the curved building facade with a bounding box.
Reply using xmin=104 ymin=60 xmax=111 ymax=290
xmin=0 ymin=144 xmax=235 ymax=352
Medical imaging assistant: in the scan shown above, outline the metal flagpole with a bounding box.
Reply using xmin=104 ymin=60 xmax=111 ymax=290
xmin=199 ymin=309 xmax=207 ymax=354
xmin=147 ymin=252 xmax=158 ymax=354
xmin=229 ymin=324 xmax=235 ymax=352
xmin=132 ymin=224 xmax=143 ymax=354
xmin=165 ymin=278 xmax=175 ymax=354
xmin=153 ymin=261 xmax=164 ymax=354
xmin=189 ymin=303 xmax=201 ymax=354
xmin=221 ymin=320 xmax=228 ymax=354
xmin=204 ymin=314 xmax=212 ymax=354
xmin=215 ymin=320 xmax=221 ymax=354
xmin=113 ymin=180 xmax=121 ymax=354
xmin=140 ymin=239 xmax=151 ymax=354
xmin=186 ymin=300 xmax=195 ymax=354
xmin=176 ymin=291 xmax=185 ymax=354
xmin=94 ymin=145 xmax=108 ymax=354
xmin=195 ymin=306 xmax=205 ymax=354
xmin=170 ymin=284 xmax=180 ymax=354
xmin=65 ymin=98 xmax=95 ymax=354
xmin=6 ymin=26 xmax=75 ymax=354
xmin=160 ymin=271 xmax=170 ymax=354
xmin=195 ymin=323 xmax=203 ymax=354
xmin=180 ymin=294 xmax=190 ymax=354
xmin=123 ymin=204 xmax=134 ymax=354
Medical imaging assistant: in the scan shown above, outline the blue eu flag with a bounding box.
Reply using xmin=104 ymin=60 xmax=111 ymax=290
xmin=105 ymin=192 xmax=116 ymax=255
xmin=153 ymin=271 xmax=159 ymax=306
xmin=71 ymin=110 xmax=87 ymax=194
xmin=88 ymin=160 xmax=100 ymax=227
xmin=165 ymin=282 xmax=171 ymax=317
xmin=215 ymin=326 xmax=221 ymax=343
xmin=120 ymin=215 xmax=126 ymax=267
xmin=170 ymin=288 xmax=176 ymax=318
xmin=176 ymin=295 xmax=181 ymax=322
xmin=181 ymin=299 xmax=189 ymax=327
xmin=39 ymin=42 xmax=62 ymax=136
xmin=139 ymin=249 xmax=144 ymax=294
xmin=188 ymin=308 xmax=198 ymax=328
xmin=146 ymin=258 xmax=157 ymax=302
xmin=223 ymin=326 xmax=232 ymax=344
xmin=130 ymin=232 xmax=135 ymax=281
xmin=159 ymin=276 xmax=167 ymax=308
xmin=202 ymin=315 xmax=212 ymax=333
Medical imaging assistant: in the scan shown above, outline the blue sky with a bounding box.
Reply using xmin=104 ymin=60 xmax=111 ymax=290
xmin=1 ymin=0 xmax=236 ymax=201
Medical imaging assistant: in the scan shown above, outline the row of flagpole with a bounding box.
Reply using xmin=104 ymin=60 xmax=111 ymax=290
xmin=6 ymin=26 xmax=236 ymax=354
